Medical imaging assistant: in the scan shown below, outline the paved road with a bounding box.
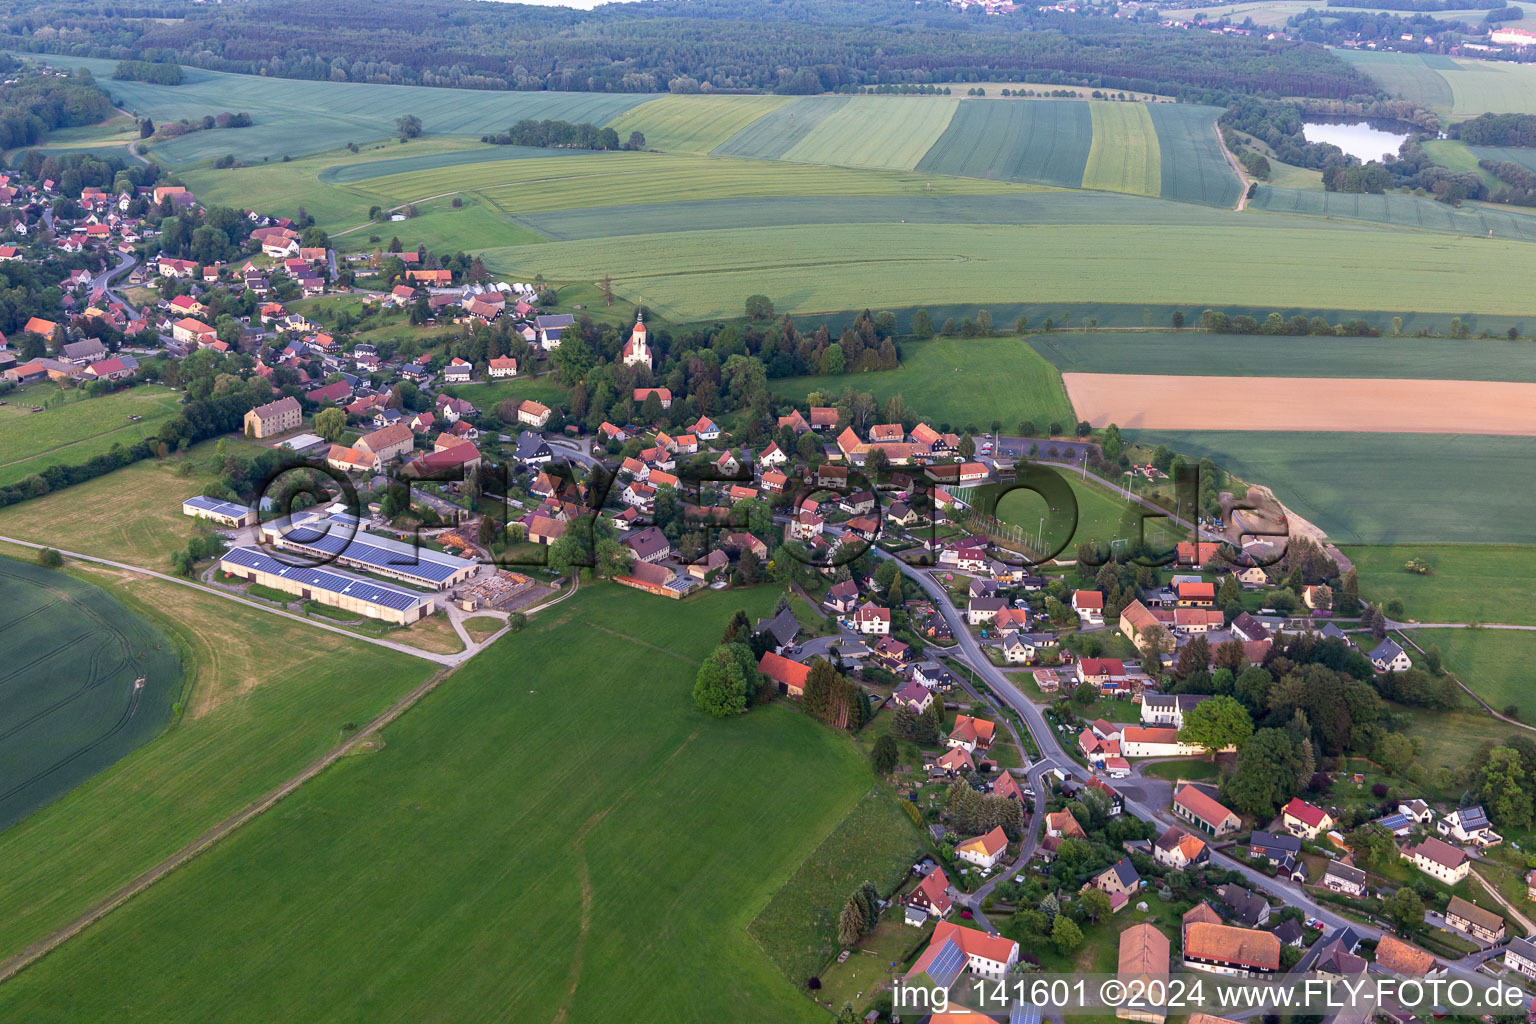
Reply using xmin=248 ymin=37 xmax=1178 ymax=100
xmin=91 ymin=251 xmax=140 ymax=317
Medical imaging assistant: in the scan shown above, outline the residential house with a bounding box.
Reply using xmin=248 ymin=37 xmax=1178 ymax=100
xmin=948 ymin=715 xmax=996 ymax=754
xmin=325 ymin=444 xmax=381 ymax=475
xmin=906 ymin=921 xmax=1018 ymax=985
xmin=442 ymin=357 xmax=472 ymax=383
xmin=854 ymin=603 xmax=891 ymax=635
xmin=993 ymin=772 xmax=1026 ymax=802
xmin=967 ymin=596 xmax=1008 ymax=625
xmin=754 ymin=607 xmax=800 ymax=654
xmin=1176 ymin=581 xmax=1217 ymax=607
xmin=1215 ymin=884 xmax=1271 ymax=927
xmin=1438 ymin=805 xmax=1501 ymax=847
xmin=1182 ymin=918 xmax=1281 ymax=977
xmin=1444 ymin=896 xmax=1506 ymax=944
xmin=1230 ymin=612 xmax=1271 ymax=644
xmin=534 ymin=313 xmax=574 ymax=348
xmin=1373 ymin=934 xmax=1443 ymax=977
xmin=1246 ymin=832 xmax=1301 ymax=867
xmin=824 ymin=579 xmax=860 ymax=614
xmin=516 ymin=400 xmax=552 ymax=429
xmin=622 ymin=527 xmax=671 ymax=564
xmin=1504 ymin=936 xmax=1536 ymax=981
xmin=1407 ymin=836 xmax=1469 ymax=884
xmin=956 ymin=826 xmax=1009 ymax=871
xmin=1281 ymin=798 xmax=1333 ymax=840
xmin=1119 ymin=726 xmax=1211 ymax=758
xmin=515 ymin=431 xmax=553 ymax=466
xmin=1153 ymin=826 xmax=1208 ymax=870
xmin=1076 ymin=658 xmax=1127 ymax=690
xmin=1369 ymin=638 xmax=1413 ymax=674
xmin=355 ymin=423 xmax=415 ymax=463
xmin=1092 ymin=858 xmax=1142 ymax=908
xmin=893 ymin=681 xmax=934 ymax=714
xmin=1321 ymin=860 xmax=1367 ymax=897
xmin=1141 ymin=693 xmax=1211 ymax=729
xmin=60 ymin=338 xmax=107 ymax=365
xmin=905 ymin=867 xmax=954 ymax=926
xmin=1045 ymin=809 xmax=1087 ymax=840
xmin=634 ymin=387 xmax=672 ymax=410
xmin=1173 ymin=785 xmax=1240 ymax=837
xmin=1072 ymin=590 xmax=1104 ymax=625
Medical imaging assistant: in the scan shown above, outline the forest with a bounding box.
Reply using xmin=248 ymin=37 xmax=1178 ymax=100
xmin=0 ymin=60 xmax=115 ymax=150
xmin=1450 ymin=112 xmax=1536 ymax=146
xmin=0 ymin=0 xmax=1375 ymax=101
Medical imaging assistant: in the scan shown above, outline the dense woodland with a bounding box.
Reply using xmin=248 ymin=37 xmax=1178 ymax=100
xmin=0 ymin=59 xmax=115 ymax=150
xmin=1451 ymin=112 xmax=1536 ymax=146
xmin=0 ymin=0 xmax=1375 ymax=101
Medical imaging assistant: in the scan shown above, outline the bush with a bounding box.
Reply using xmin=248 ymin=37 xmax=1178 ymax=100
xmin=37 ymin=547 xmax=63 ymax=568
xmin=1371 ymin=782 xmax=1389 ymax=798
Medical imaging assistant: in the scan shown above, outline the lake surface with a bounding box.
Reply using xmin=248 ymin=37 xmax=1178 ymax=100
xmin=1301 ymin=118 xmax=1410 ymax=162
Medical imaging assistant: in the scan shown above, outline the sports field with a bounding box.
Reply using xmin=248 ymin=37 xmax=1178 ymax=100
xmin=767 ymin=336 xmax=1075 ymax=432
xmin=1122 ymin=430 xmax=1536 ymax=545
xmin=1032 ymin=333 xmax=1536 ymax=381
xmin=1342 ymin=545 xmax=1536 ymax=627
xmin=480 ymin=221 xmax=1536 ymax=322
xmin=0 ymin=385 xmax=184 ymax=489
xmin=36 ymin=54 xmax=650 ymax=165
xmin=0 ymin=564 xmax=435 ymax=965
xmin=606 ymin=94 xmax=793 ymax=155
xmin=1066 ymin=373 xmax=1536 ymax=434
xmin=0 ymin=557 xmax=181 ymax=832
xmin=1249 ymin=185 xmax=1536 ymax=242
xmin=1083 ymin=102 xmax=1161 ymax=197
xmin=984 ymin=474 xmax=1174 ymax=557
xmin=0 ymin=585 xmax=883 ymax=1022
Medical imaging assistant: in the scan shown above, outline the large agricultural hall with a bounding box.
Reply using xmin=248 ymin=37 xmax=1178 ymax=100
xmin=259 ymin=509 xmax=478 ymax=590
xmin=218 ymin=546 xmax=435 ymax=624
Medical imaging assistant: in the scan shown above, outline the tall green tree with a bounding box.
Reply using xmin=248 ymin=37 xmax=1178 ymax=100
xmin=1178 ymin=695 xmax=1253 ymax=752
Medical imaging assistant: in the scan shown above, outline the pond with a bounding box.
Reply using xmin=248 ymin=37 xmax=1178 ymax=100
xmin=1301 ymin=117 xmax=1413 ymax=162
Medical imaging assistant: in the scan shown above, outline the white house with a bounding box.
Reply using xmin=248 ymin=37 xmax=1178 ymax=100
xmin=956 ymin=826 xmax=1008 ymax=870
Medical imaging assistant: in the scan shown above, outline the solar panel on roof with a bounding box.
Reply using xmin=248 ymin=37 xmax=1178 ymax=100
xmin=1009 ymin=1002 xmax=1043 ymax=1024
xmin=185 ymin=495 xmax=250 ymax=518
xmin=923 ymin=939 xmax=965 ymax=988
xmin=222 ymin=547 xmax=429 ymax=612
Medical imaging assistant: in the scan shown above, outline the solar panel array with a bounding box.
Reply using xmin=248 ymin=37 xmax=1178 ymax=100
xmin=184 ymin=495 xmax=252 ymax=519
xmin=1009 ymin=1002 xmax=1043 ymax=1024
xmin=221 ymin=546 xmax=431 ymax=613
xmin=274 ymin=513 xmax=474 ymax=585
xmin=924 ymin=939 xmax=966 ymax=989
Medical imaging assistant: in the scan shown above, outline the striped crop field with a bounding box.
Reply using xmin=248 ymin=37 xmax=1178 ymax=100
xmin=348 ymin=152 xmax=1041 ymax=213
xmin=1148 ymin=103 xmax=1240 ymax=207
xmin=1250 ymin=185 xmax=1536 ymax=241
xmin=779 ymin=97 xmax=958 ymax=171
xmin=1338 ymin=50 xmax=1536 ymax=119
xmin=607 ymin=94 xmax=792 ymax=154
xmin=1337 ymin=51 xmax=1456 ymax=113
xmin=1470 ymin=145 xmax=1536 ymax=175
xmin=479 ymin=220 xmax=1536 ymax=321
xmin=914 ymin=99 xmax=1094 ymax=189
xmin=1082 ymin=102 xmax=1160 ymax=197
xmin=711 ymin=96 xmax=851 ymax=160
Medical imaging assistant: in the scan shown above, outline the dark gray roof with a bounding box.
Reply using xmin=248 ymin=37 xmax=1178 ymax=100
xmin=515 ymin=430 xmax=552 ymax=460
xmin=1216 ymin=883 xmax=1270 ymax=925
xmin=1248 ymin=831 xmax=1302 ymax=855
xmin=1107 ymin=857 xmax=1140 ymax=888
xmin=1272 ymin=919 xmax=1305 ymax=945
xmin=1324 ymin=860 xmax=1367 ymax=885
xmin=621 ymin=526 xmax=670 ymax=559
xmin=1370 ymin=638 xmax=1406 ymax=663
xmin=754 ymin=606 xmax=800 ymax=648
xmin=1231 ymin=611 xmax=1270 ymax=642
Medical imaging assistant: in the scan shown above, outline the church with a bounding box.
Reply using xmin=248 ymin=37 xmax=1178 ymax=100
xmin=621 ymin=313 xmax=652 ymax=370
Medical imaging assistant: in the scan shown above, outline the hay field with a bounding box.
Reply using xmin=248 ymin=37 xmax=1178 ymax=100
xmin=606 ymin=94 xmax=792 ymax=154
xmin=1083 ymin=101 xmax=1161 ymax=197
xmin=1066 ymin=373 xmax=1536 ymax=434
xmin=1338 ymin=50 xmax=1536 ymax=119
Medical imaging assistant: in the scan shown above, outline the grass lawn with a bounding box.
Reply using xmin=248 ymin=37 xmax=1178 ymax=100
xmin=444 ymin=375 xmax=568 ymax=413
xmin=1342 ymin=545 xmax=1536 ymax=626
xmin=979 ymin=474 xmax=1177 ymax=560
xmin=815 ymin=914 xmax=934 ymax=1016
xmin=0 ymin=584 xmax=895 ymax=1022
xmin=1406 ymin=628 xmax=1536 ymax=719
xmin=0 ymin=563 xmax=434 ymax=965
xmin=1142 ymin=759 xmax=1219 ymax=782
xmin=768 ymin=336 xmax=1074 ymax=438
xmin=0 ymin=384 xmax=184 ymax=488
xmin=461 ymin=616 xmax=504 ymax=642
xmin=0 ymin=440 xmax=255 ymax=569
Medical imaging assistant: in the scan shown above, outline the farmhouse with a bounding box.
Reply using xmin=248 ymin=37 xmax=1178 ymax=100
xmin=1444 ymin=896 xmax=1505 ymax=944
xmin=243 ymin=395 xmax=302 ymax=438
xmin=1505 ymin=937 xmax=1536 ymax=981
xmin=1321 ymin=860 xmax=1366 ymax=897
xmin=1153 ymin=826 xmax=1207 ymax=870
xmin=1182 ymin=918 xmax=1280 ymax=977
xmin=219 ymin=545 xmax=432 ymax=625
xmin=1407 ymin=836 xmax=1469 ymax=884
xmin=757 ymin=651 xmax=809 ymax=697
xmin=355 ymin=423 xmax=415 ymax=463
xmin=1119 ymin=726 xmax=1208 ymax=758
xmin=907 ymin=921 xmax=1018 ymax=986
xmin=1141 ymin=693 xmax=1210 ymax=728
xmin=326 ymin=445 xmax=382 ymax=475
xmin=517 ymin=400 xmax=552 ymax=428
xmin=1373 ymin=935 xmax=1442 ymax=977
xmin=182 ymin=495 xmax=255 ymax=528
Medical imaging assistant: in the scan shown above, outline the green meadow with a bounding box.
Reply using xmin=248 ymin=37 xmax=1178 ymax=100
xmin=1342 ymin=545 xmax=1536 ymax=626
xmin=0 ymin=385 xmax=184 ymax=488
xmin=0 ymin=585 xmax=889 ymax=1023
xmin=1407 ymin=628 xmax=1536 ymax=718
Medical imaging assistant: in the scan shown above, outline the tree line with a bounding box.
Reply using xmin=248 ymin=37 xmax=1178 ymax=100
xmin=0 ymin=64 xmax=115 ymax=151
xmin=0 ymin=0 xmax=1376 ymax=101
xmin=113 ymin=59 xmax=183 ymax=84
xmin=1451 ymin=112 xmax=1536 ymax=147
xmin=480 ymin=119 xmax=634 ymax=151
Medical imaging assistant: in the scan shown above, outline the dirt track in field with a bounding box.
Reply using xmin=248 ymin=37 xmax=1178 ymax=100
xmin=1064 ymin=373 xmax=1536 ymax=435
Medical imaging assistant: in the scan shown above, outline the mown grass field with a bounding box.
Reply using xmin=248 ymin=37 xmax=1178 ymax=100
xmin=780 ymin=96 xmax=958 ymax=171
xmin=1249 ymin=184 xmax=1536 ymax=242
xmin=481 ymin=220 xmax=1536 ymax=322
xmin=1083 ymin=101 xmax=1161 ymax=197
xmin=0 ymin=385 xmax=184 ymax=489
xmin=1030 ymin=332 xmax=1536 ymax=381
xmin=1407 ymin=628 xmax=1536 ymax=718
xmin=443 ymin=375 xmax=569 ymax=412
xmin=0 ymin=440 xmax=243 ymax=569
xmin=38 ymin=54 xmax=650 ymax=165
xmin=767 ymin=336 xmax=1075 ymax=433
xmin=0 ymin=585 xmax=877 ymax=1023
xmin=1123 ymin=430 xmax=1536 ymax=545
xmin=0 ymin=563 xmax=434 ymax=965
xmin=1341 ymin=545 xmax=1536 ymax=626
xmin=0 ymin=557 xmax=181 ymax=832
xmin=988 ymin=474 xmax=1174 ymax=556
xmin=607 ymin=94 xmax=792 ymax=155
xmin=915 ymin=99 xmax=1094 ymax=189
xmin=747 ymin=785 xmax=924 ymax=986
xmin=1421 ymin=139 xmax=1504 ymax=192
xmin=358 ymin=195 xmax=546 ymax=252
